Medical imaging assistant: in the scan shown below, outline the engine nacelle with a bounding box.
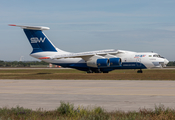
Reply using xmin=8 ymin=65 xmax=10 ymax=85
xmin=97 ymin=59 xmax=110 ymax=67
xmin=103 ymin=54 xmax=122 ymax=67
xmin=86 ymin=55 xmax=121 ymax=68
xmin=86 ymin=55 xmax=110 ymax=68
xmin=87 ymin=58 xmax=110 ymax=68
xmin=109 ymin=58 xmax=122 ymax=66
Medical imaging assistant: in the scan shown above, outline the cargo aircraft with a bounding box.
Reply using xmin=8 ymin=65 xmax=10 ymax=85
xmin=9 ymin=24 xmax=169 ymax=73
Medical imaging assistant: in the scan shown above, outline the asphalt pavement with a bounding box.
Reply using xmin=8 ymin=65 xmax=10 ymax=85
xmin=0 ymin=80 xmax=175 ymax=112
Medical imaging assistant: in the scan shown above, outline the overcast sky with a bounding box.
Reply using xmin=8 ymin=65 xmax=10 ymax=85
xmin=1 ymin=0 xmax=175 ymax=61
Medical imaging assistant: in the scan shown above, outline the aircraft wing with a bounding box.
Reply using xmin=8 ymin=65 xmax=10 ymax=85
xmin=50 ymin=49 xmax=123 ymax=61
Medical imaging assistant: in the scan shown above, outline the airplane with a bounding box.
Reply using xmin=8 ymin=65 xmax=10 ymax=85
xmin=9 ymin=24 xmax=169 ymax=73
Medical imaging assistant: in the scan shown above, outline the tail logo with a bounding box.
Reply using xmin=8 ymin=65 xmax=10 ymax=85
xmin=30 ymin=37 xmax=46 ymax=43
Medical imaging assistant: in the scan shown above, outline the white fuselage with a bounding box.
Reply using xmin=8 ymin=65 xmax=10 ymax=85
xmin=30 ymin=49 xmax=169 ymax=69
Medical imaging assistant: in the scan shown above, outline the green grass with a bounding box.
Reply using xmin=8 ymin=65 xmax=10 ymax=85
xmin=0 ymin=69 xmax=175 ymax=80
xmin=0 ymin=102 xmax=175 ymax=120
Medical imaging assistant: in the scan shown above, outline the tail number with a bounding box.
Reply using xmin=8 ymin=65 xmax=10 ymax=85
xmin=30 ymin=37 xmax=46 ymax=43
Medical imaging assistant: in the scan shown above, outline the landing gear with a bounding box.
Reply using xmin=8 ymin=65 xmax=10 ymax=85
xmin=137 ymin=69 xmax=143 ymax=73
xmin=103 ymin=71 xmax=109 ymax=73
xmin=95 ymin=69 xmax=101 ymax=73
xmin=87 ymin=69 xmax=93 ymax=73
xmin=87 ymin=69 xmax=109 ymax=73
xmin=87 ymin=69 xmax=101 ymax=73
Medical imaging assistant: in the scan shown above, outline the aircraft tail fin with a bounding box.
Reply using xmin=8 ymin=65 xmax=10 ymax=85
xmin=9 ymin=24 xmax=57 ymax=53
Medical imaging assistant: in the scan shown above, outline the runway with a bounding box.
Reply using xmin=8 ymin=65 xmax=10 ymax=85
xmin=0 ymin=80 xmax=175 ymax=112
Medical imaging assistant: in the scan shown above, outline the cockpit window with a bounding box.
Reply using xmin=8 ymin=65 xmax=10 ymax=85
xmin=153 ymin=55 xmax=158 ymax=57
xmin=153 ymin=54 xmax=164 ymax=58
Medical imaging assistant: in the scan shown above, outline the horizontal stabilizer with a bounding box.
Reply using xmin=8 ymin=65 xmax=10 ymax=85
xmin=9 ymin=24 xmax=50 ymax=30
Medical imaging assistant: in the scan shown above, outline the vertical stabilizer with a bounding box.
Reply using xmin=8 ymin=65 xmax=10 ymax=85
xmin=24 ymin=29 xmax=57 ymax=53
xmin=9 ymin=24 xmax=57 ymax=53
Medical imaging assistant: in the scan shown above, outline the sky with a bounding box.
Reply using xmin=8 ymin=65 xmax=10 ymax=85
xmin=0 ymin=0 xmax=175 ymax=61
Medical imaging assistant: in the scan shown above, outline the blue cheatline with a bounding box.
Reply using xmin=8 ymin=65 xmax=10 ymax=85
xmin=52 ymin=62 xmax=147 ymax=71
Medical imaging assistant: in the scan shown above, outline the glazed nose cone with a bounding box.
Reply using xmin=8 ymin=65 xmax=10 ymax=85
xmin=164 ymin=59 xmax=169 ymax=65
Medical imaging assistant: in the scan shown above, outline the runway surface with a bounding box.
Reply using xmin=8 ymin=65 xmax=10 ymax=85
xmin=0 ymin=80 xmax=175 ymax=112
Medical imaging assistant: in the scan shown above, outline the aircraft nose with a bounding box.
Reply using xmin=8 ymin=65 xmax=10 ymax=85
xmin=164 ymin=59 xmax=169 ymax=65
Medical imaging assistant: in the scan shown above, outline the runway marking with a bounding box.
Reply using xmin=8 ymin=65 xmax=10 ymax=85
xmin=1 ymin=92 xmax=175 ymax=96
xmin=1 ymin=86 xmax=175 ymax=90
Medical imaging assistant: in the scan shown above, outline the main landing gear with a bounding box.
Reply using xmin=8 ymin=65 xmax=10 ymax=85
xmin=87 ymin=70 xmax=93 ymax=73
xmin=103 ymin=71 xmax=109 ymax=73
xmin=87 ymin=69 xmax=101 ymax=73
xmin=95 ymin=69 xmax=101 ymax=73
xmin=86 ymin=69 xmax=109 ymax=73
xmin=137 ymin=69 xmax=143 ymax=73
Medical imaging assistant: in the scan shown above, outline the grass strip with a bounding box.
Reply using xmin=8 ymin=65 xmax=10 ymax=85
xmin=0 ymin=102 xmax=175 ymax=120
xmin=0 ymin=69 xmax=175 ymax=80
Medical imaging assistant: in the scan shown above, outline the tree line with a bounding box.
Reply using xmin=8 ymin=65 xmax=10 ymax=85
xmin=0 ymin=60 xmax=48 ymax=67
xmin=167 ymin=61 xmax=175 ymax=66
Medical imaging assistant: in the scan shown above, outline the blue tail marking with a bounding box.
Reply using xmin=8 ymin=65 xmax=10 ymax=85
xmin=24 ymin=29 xmax=57 ymax=53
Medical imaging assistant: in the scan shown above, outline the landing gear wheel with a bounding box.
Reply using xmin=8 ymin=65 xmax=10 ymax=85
xmin=95 ymin=69 xmax=101 ymax=73
xmin=103 ymin=71 xmax=109 ymax=73
xmin=87 ymin=70 xmax=93 ymax=73
xmin=137 ymin=69 xmax=143 ymax=73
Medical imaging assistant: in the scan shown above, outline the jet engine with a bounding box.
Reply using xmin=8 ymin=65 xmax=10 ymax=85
xmin=103 ymin=54 xmax=122 ymax=67
xmin=109 ymin=58 xmax=122 ymax=66
xmin=86 ymin=55 xmax=122 ymax=68
xmin=86 ymin=55 xmax=110 ymax=68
